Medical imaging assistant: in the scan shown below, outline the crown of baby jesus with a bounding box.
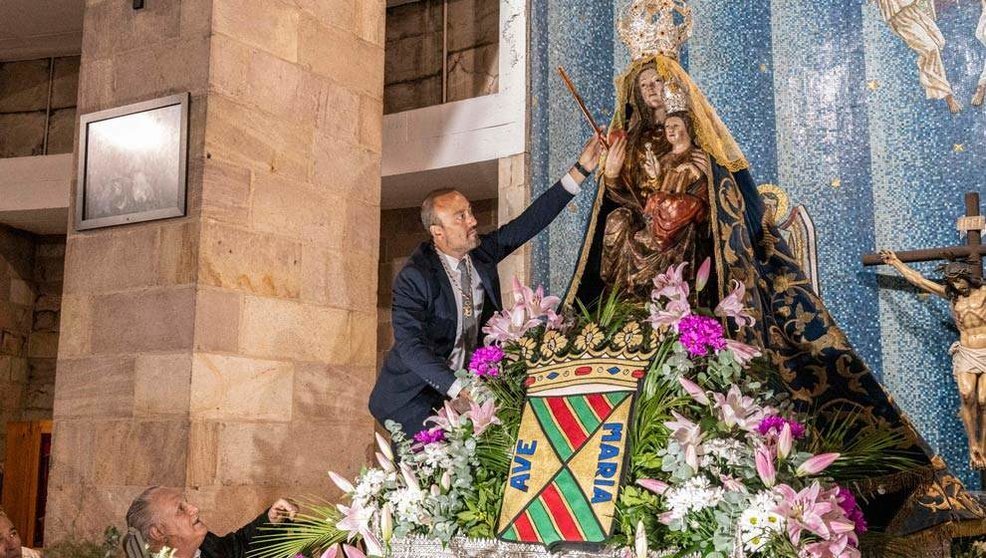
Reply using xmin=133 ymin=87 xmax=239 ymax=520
xmin=618 ymin=0 xmax=693 ymax=61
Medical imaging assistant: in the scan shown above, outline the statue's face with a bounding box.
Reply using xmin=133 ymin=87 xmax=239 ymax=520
xmin=665 ymin=116 xmax=690 ymax=147
xmin=637 ymin=69 xmax=665 ymax=111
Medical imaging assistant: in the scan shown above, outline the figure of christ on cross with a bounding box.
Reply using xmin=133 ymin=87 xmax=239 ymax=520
xmin=864 ymin=193 xmax=986 ymax=469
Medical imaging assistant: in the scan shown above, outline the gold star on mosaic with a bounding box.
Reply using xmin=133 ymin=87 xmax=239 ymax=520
xmin=759 ymin=63 xmax=769 ymax=73
xmin=830 ymin=178 xmax=842 ymax=189
xmin=866 ymin=80 xmax=880 ymax=91
xmin=953 ymin=143 xmax=966 ymax=153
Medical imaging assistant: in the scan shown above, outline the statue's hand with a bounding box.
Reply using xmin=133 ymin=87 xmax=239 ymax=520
xmin=879 ymin=250 xmax=902 ymax=268
xmin=604 ymin=136 xmax=628 ymax=180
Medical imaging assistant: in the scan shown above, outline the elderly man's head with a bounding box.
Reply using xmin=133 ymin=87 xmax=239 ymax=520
xmin=0 ymin=512 xmax=22 ymax=558
xmin=420 ymin=189 xmax=480 ymax=259
xmin=126 ymin=487 xmax=209 ymax=556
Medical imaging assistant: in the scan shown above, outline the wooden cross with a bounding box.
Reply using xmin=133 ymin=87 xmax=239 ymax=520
xmin=862 ymin=192 xmax=985 ymax=278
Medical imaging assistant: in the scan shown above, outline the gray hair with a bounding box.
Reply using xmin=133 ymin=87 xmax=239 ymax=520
xmin=420 ymin=188 xmax=458 ymax=231
xmin=125 ymin=486 xmax=163 ymax=540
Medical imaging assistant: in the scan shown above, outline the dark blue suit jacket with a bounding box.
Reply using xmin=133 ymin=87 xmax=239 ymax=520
xmin=369 ymin=180 xmax=576 ymax=436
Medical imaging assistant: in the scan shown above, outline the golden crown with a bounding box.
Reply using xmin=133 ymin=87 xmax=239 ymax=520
xmin=617 ymin=0 xmax=693 ymax=61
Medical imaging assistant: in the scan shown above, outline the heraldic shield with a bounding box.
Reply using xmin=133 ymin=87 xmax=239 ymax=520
xmin=496 ymin=338 xmax=656 ymax=548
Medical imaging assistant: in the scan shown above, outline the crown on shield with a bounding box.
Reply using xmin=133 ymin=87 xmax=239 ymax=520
xmin=617 ymin=0 xmax=693 ymax=61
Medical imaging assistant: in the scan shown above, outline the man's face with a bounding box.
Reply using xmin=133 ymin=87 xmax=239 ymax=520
xmin=0 ymin=516 xmax=22 ymax=558
xmin=637 ymin=69 xmax=665 ymax=111
xmin=150 ymin=488 xmax=209 ymax=554
xmin=430 ymin=192 xmax=480 ymax=257
xmin=665 ymin=116 xmax=689 ymax=147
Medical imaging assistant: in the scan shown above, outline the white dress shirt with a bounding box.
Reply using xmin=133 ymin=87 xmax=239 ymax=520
xmin=439 ymin=172 xmax=582 ymax=398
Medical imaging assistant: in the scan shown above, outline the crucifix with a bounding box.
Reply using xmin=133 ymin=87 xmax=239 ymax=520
xmin=863 ymin=192 xmax=986 ymax=477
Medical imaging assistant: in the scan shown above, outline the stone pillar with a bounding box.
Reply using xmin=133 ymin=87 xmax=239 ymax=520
xmin=48 ymin=0 xmax=384 ymax=539
xmin=497 ymin=153 xmax=531 ymax=291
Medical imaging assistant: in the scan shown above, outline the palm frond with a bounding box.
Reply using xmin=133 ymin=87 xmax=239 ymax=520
xmin=248 ymin=502 xmax=346 ymax=558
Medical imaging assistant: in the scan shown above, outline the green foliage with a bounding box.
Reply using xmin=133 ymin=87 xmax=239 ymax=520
xmin=804 ymin=406 xmax=919 ymax=481
xmin=248 ymin=502 xmax=346 ymax=558
xmin=44 ymin=526 xmax=122 ymax=558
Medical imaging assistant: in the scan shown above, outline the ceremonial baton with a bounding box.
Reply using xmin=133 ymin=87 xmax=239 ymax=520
xmin=557 ymin=66 xmax=644 ymax=210
xmin=557 ymin=67 xmax=608 ymax=147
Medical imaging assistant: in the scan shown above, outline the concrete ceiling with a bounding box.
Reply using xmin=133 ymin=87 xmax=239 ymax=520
xmin=0 ymin=0 xmax=84 ymax=61
xmin=381 ymin=159 xmax=498 ymax=210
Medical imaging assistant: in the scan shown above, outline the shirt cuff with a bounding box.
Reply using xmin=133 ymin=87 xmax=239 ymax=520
xmin=560 ymin=173 xmax=581 ymax=195
xmin=447 ymin=378 xmax=465 ymax=398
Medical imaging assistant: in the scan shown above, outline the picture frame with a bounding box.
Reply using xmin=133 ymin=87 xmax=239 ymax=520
xmin=75 ymin=92 xmax=189 ymax=230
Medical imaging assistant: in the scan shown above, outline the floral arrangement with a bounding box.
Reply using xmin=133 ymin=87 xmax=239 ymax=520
xmin=253 ymin=265 xmax=913 ymax=558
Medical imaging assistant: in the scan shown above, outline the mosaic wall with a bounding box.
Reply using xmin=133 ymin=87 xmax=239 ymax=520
xmin=530 ymin=0 xmax=986 ymax=488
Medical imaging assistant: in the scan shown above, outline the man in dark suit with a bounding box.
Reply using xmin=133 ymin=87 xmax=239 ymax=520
xmin=370 ymin=135 xmax=603 ymax=437
xmin=123 ymin=486 xmax=298 ymax=558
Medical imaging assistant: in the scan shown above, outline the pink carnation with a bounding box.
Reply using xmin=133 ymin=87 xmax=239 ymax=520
xmin=677 ymin=314 xmax=727 ymax=357
xmin=469 ymin=346 xmax=505 ymax=377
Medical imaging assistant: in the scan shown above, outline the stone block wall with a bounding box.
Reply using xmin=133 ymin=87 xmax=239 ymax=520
xmin=48 ymin=0 xmax=385 ymax=540
xmin=0 ymin=226 xmax=36 ymax=476
xmin=384 ymin=0 xmax=498 ymax=113
xmin=0 ymin=227 xmax=64 ymax=481
xmin=376 ymin=198 xmax=496 ymax=371
xmin=0 ymin=56 xmax=80 ymax=158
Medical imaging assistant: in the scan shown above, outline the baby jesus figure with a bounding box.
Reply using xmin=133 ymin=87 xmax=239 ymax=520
xmin=642 ymin=111 xmax=709 ymax=252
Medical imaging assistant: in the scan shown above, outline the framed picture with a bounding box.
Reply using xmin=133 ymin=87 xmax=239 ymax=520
xmin=75 ymin=92 xmax=189 ymax=230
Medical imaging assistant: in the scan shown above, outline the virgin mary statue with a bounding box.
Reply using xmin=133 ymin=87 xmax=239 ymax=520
xmin=564 ymin=0 xmax=986 ymax=542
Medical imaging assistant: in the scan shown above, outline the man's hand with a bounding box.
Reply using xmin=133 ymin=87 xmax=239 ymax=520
xmin=268 ymin=499 xmax=299 ymax=524
xmin=450 ymin=390 xmax=474 ymax=414
xmin=22 ymin=548 xmax=43 ymax=558
xmin=576 ymin=133 xmax=605 ymax=174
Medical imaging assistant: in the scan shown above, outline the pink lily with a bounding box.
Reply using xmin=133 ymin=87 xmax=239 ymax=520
xmin=634 ymin=520 xmax=648 ymax=558
xmin=797 ymin=453 xmax=841 ymax=476
xmin=320 ymin=545 xmax=340 ymax=558
xmin=755 ymin=445 xmax=776 ymax=487
xmin=695 ymin=257 xmax=711 ymax=293
xmin=426 ymin=402 xmax=465 ymax=432
xmin=773 ymin=482 xmax=835 ymax=545
xmin=467 ymin=398 xmax=501 ymax=436
xmin=328 ymin=471 xmax=355 ymax=494
xmin=636 ymin=478 xmax=669 ymax=495
xmin=657 ymin=511 xmax=675 ymax=525
xmin=664 ymin=411 xmax=703 ymax=470
xmin=715 ymin=279 xmax=756 ymax=327
xmin=647 ymin=296 xmax=692 ymax=331
xmin=723 ymin=339 xmax=762 ymax=366
xmin=651 ymin=262 xmax=690 ymax=301
xmin=720 ymin=474 xmax=744 ymax=492
xmin=375 ymin=452 xmax=396 ymax=474
xmin=678 ymin=376 xmax=710 ymax=405
xmin=400 ymin=462 xmax=422 ymax=493
xmin=335 ymin=500 xmax=383 ymax=555
xmin=712 ymin=385 xmax=767 ymax=432
xmin=375 ymin=432 xmax=394 ymax=462
xmin=343 ymin=543 xmax=368 ymax=558
xmin=380 ymin=502 xmax=394 ymax=543
xmin=778 ymin=423 xmax=794 ymax=460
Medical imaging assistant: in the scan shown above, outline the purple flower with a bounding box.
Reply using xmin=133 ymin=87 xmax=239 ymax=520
xmin=677 ymin=314 xmax=727 ymax=357
xmin=469 ymin=346 xmax=505 ymax=377
xmin=413 ymin=428 xmax=446 ymax=445
xmin=836 ymin=486 xmax=868 ymax=535
xmin=758 ymin=415 xmax=806 ymax=439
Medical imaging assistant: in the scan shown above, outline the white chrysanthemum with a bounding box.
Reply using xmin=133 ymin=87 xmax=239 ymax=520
xmin=663 ymin=476 xmax=724 ymax=521
xmin=700 ymin=438 xmax=746 ymax=468
xmin=388 ymin=487 xmax=426 ymax=524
